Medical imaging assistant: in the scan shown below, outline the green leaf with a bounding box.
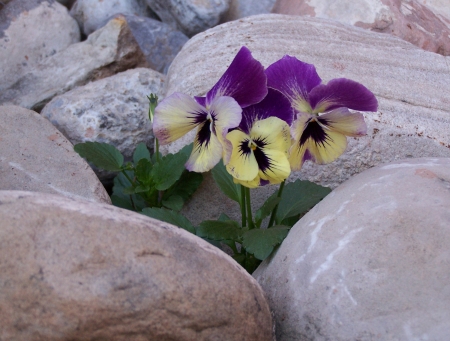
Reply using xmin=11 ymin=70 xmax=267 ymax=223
xmin=162 ymin=171 xmax=203 ymax=203
xmin=111 ymin=171 xmax=147 ymax=211
xmin=196 ymin=220 xmax=243 ymax=241
xmin=218 ymin=213 xmax=232 ymax=222
xmin=133 ymin=143 xmax=151 ymax=164
xmin=135 ymin=158 xmax=153 ymax=185
xmin=151 ymin=152 xmax=189 ymax=191
xmin=142 ymin=207 xmax=195 ymax=234
xmin=74 ymin=142 xmax=124 ymax=171
xmin=255 ymin=196 xmax=281 ymax=228
xmin=111 ymin=194 xmax=134 ymax=211
xmin=242 ymin=226 xmax=290 ymax=260
xmin=162 ymin=195 xmax=184 ymax=211
xmin=211 ymin=161 xmax=241 ymax=204
xmin=274 ymin=180 xmax=332 ymax=224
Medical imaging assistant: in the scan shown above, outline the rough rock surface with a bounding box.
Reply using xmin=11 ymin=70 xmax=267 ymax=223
xmin=0 ymin=16 xmax=149 ymax=111
xmin=145 ymin=0 xmax=231 ymax=37
xmin=0 ymin=0 xmax=80 ymax=94
xmin=0 ymin=106 xmax=110 ymax=204
xmin=271 ymin=0 xmax=450 ymax=56
xmin=221 ymin=0 xmax=276 ymax=22
xmin=253 ymin=158 xmax=450 ymax=340
xmin=41 ymin=68 xmax=165 ymax=180
xmin=70 ymin=0 xmax=149 ymax=35
xmin=0 ymin=190 xmax=273 ymax=341
xmin=161 ymin=14 xmax=450 ymax=224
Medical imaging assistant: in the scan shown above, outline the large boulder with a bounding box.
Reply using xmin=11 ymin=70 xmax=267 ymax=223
xmin=159 ymin=14 xmax=450 ymax=224
xmin=41 ymin=68 xmax=165 ymax=180
xmin=0 ymin=105 xmax=110 ymax=204
xmin=0 ymin=190 xmax=273 ymax=341
xmin=254 ymin=157 xmax=450 ymax=340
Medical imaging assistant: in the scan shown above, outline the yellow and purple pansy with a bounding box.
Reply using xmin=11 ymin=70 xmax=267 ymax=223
xmin=153 ymin=46 xmax=267 ymax=173
xmin=226 ymin=89 xmax=294 ymax=188
xmin=265 ymin=55 xmax=378 ymax=171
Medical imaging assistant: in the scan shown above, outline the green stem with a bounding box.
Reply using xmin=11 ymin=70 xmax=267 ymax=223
xmin=241 ymin=185 xmax=246 ymax=228
xmin=245 ymin=187 xmax=254 ymax=229
xmin=155 ymin=137 xmax=160 ymax=163
xmin=268 ymin=180 xmax=286 ymax=227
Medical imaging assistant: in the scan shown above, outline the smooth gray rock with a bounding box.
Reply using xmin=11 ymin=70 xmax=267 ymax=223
xmin=160 ymin=14 xmax=450 ymax=224
xmin=0 ymin=190 xmax=273 ymax=341
xmin=0 ymin=16 xmax=149 ymax=111
xmin=41 ymin=68 xmax=165 ymax=180
xmin=0 ymin=0 xmax=80 ymax=94
xmin=145 ymin=0 xmax=231 ymax=37
xmin=254 ymin=158 xmax=450 ymax=340
xmin=0 ymin=106 xmax=110 ymax=204
xmin=70 ymin=0 xmax=149 ymax=35
xmin=221 ymin=0 xmax=276 ymax=23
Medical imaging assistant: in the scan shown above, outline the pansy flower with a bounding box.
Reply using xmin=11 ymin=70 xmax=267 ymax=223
xmin=153 ymin=46 xmax=267 ymax=173
xmin=265 ymin=56 xmax=378 ymax=171
xmin=226 ymin=89 xmax=294 ymax=188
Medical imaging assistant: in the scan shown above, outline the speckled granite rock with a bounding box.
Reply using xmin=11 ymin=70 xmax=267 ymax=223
xmin=221 ymin=0 xmax=276 ymax=22
xmin=0 ymin=106 xmax=110 ymax=204
xmin=0 ymin=190 xmax=273 ymax=341
xmin=254 ymin=158 xmax=450 ymax=340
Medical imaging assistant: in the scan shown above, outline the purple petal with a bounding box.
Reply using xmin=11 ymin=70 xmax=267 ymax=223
xmin=206 ymin=46 xmax=267 ymax=108
xmin=239 ymin=88 xmax=294 ymax=133
xmin=309 ymin=78 xmax=378 ymax=113
xmin=195 ymin=96 xmax=206 ymax=106
xmin=265 ymin=55 xmax=321 ymax=106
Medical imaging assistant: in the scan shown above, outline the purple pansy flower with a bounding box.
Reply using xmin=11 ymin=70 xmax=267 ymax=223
xmin=153 ymin=46 xmax=267 ymax=173
xmin=265 ymin=55 xmax=378 ymax=171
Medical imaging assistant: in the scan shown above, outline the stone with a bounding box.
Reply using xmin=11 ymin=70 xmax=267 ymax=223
xmin=0 ymin=106 xmax=110 ymax=204
xmin=70 ymin=0 xmax=149 ymax=35
xmin=253 ymin=157 xmax=450 ymax=340
xmin=119 ymin=15 xmax=189 ymax=74
xmin=417 ymin=0 xmax=450 ymax=22
xmin=0 ymin=16 xmax=149 ymax=111
xmin=145 ymin=0 xmax=231 ymax=37
xmin=221 ymin=0 xmax=276 ymax=23
xmin=41 ymin=68 xmax=165 ymax=180
xmin=0 ymin=0 xmax=80 ymax=94
xmin=0 ymin=190 xmax=273 ymax=341
xmin=271 ymin=0 xmax=450 ymax=56
xmin=160 ymin=14 xmax=450 ymax=224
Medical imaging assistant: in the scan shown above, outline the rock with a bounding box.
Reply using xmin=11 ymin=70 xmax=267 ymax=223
xmin=417 ymin=0 xmax=450 ymax=22
xmin=0 ymin=190 xmax=273 ymax=341
xmin=145 ymin=0 xmax=231 ymax=37
xmin=119 ymin=15 xmax=189 ymax=74
xmin=161 ymin=14 xmax=450 ymax=224
xmin=253 ymin=157 xmax=450 ymax=340
xmin=0 ymin=16 xmax=149 ymax=111
xmin=0 ymin=0 xmax=80 ymax=94
xmin=41 ymin=68 xmax=165 ymax=180
xmin=271 ymin=0 xmax=450 ymax=56
xmin=70 ymin=0 xmax=149 ymax=35
xmin=221 ymin=0 xmax=276 ymax=22
xmin=0 ymin=106 xmax=110 ymax=204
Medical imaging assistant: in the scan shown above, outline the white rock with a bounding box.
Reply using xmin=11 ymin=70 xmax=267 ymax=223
xmin=0 ymin=0 xmax=80 ymax=94
xmin=145 ymin=0 xmax=231 ymax=37
xmin=70 ymin=0 xmax=149 ymax=35
xmin=0 ymin=106 xmax=110 ymax=204
xmin=221 ymin=0 xmax=276 ymax=22
xmin=0 ymin=16 xmax=148 ymax=111
xmin=254 ymin=158 xmax=450 ymax=340
xmin=160 ymin=14 xmax=450 ymax=224
xmin=41 ymin=68 xmax=165 ymax=180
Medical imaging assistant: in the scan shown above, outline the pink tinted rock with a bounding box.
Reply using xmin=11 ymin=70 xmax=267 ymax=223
xmin=272 ymin=0 xmax=450 ymax=56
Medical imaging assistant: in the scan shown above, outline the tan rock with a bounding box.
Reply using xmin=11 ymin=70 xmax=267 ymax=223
xmin=0 ymin=190 xmax=273 ymax=341
xmin=0 ymin=105 xmax=110 ymax=204
xmin=161 ymin=14 xmax=450 ymax=224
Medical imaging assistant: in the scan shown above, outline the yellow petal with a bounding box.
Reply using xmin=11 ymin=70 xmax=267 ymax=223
xmin=250 ymin=117 xmax=291 ymax=154
xmin=258 ymin=149 xmax=291 ymax=183
xmin=233 ymin=175 xmax=261 ymax=189
xmin=226 ymin=130 xmax=259 ymax=181
xmin=186 ymin=126 xmax=223 ymax=172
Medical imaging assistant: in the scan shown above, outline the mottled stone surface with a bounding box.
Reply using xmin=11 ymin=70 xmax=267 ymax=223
xmin=0 ymin=106 xmax=110 ymax=204
xmin=254 ymin=158 xmax=450 ymax=340
xmin=145 ymin=0 xmax=231 ymax=37
xmin=0 ymin=0 xmax=80 ymax=94
xmin=0 ymin=16 xmax=149 ymax=111
xmin=221 ymin=0 xmax=276 ymax=22
xmin=272 ymin=0 xmax=450 ymax=56
xmin=41 ymin=68 xmax=165 ymax=180
xmin=70 ymin=0 xmax=149 ymax=35
xmin=0 ymin=190 xmax=273 ymax=341
xmin=161 ymin=14 xmax=450 ymax=224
